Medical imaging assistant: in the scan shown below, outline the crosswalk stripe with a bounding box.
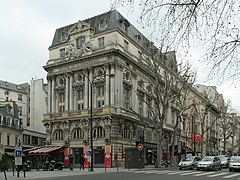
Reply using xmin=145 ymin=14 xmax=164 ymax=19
xmin=168 ymin=171 xmax=192 ymax=175
xmin=193 ymin=172 xmax=216 ymax=176
xmin=179 ymin=171 xmax=202 ymax=176
xmin=207 ymin=172 xmax=228 ymax=177
xmin=222 ymin=173 xmax=240 ymax=179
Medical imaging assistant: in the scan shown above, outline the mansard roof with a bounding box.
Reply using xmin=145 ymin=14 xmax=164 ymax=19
xmin=50 ymin=10 xmax=151 ymax=51
xmin=0 ymin=80 xmax=27 ymax=94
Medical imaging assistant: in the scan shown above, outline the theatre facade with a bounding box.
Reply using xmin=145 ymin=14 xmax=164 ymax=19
xmin=43 ymin=10 xmax=175 ymax=167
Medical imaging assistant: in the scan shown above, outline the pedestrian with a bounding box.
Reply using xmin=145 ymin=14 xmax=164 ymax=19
xmin=79 ymin=154 xmax=85 ymax=170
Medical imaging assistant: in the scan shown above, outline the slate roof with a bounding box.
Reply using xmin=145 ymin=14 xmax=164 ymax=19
xmin=50 ymin=10 xmax=152 ymax=51
xmin=0 ymin=80 xmax=27 ymax=94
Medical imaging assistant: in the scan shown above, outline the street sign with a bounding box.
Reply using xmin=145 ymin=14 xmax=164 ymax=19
xmin=15 ymin=145 xmax=22 ymax=166
xmin=138 ymin=143 xmax=143 ymax=151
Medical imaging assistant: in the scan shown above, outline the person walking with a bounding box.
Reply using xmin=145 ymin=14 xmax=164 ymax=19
xmin=79 ymin=154 xmax=85 ymax=170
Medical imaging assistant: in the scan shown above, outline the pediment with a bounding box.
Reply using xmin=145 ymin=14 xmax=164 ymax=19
xmin=69 ymin=20 xmax=94 ymax=35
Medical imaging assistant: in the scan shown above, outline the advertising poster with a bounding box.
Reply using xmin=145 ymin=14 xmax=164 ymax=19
xmin=104 ymin=145 xmax=112 ymax=168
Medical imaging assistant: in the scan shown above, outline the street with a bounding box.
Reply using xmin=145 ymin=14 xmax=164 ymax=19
xmin=6 ymin=168 xmax=240 ymax=180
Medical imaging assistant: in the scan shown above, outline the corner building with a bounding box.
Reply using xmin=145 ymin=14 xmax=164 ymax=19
xmin=43 ymin=10 xmax=175 ymax=167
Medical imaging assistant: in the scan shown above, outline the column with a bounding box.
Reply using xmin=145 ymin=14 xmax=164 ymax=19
xmin=69 ymin=75 xmax=73 ymax=111
xmin=110 ymin=64 xmax=115 ymax=106
xmin=88 ymin=69 xmax=93 ymax=109
xmin=65 ymin=76 xmax=69 ymax=111
xmin=47 ymin=77 xmax=52 ymax=113
xmin=105 ymin=66 xmax=110 ymax=106
xmin=51 ymin=77 xmax=55 ymax=113
xmin=115 ymin=64 xmax=123 ymax=107
xmin=84 ymin=70 xmax=89 ymax=109
xmin=132 ymin=75 xmax=137 ymax=112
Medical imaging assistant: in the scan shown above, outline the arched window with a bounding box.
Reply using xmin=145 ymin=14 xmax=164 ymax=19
xmin=122 ymin=128 xmax=131 ymax=139
xmin=93 ymin=126 xmax=105 ymax=138
xmin=53 ymin=129 xmax=64 ymax=140
xmin=72 ymin=128 xmax=84 ymax=139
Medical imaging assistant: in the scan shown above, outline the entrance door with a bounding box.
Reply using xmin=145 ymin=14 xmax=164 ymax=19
xmin=94 ymin=148 xmax=104 ymax=166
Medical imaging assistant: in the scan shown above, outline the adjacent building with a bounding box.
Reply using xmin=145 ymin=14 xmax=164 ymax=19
xmin=0 ymin=79 xmax=47 ymax=157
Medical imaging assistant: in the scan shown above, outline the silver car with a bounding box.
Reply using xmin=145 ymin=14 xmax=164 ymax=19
xmin=179 ymin=156 xmax=201 ymax=170
xmin=218 ymin=155 xmax=230 ymax=168
xmin=197 ymin=156 xmax=221 ymax=171
xmin=229 ymin=156 xmax=240 ymax=172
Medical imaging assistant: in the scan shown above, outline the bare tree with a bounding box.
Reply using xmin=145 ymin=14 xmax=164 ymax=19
xmin=111 ymin=0 xmax=240 ymax=82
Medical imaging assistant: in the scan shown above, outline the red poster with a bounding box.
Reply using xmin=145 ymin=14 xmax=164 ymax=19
xmin=83 ymin=146 xmax=89 ymax=168
xmin=191 ymin=134 xmax=202 ymax=143
xmin=64 ymin=148 xmax=70 ymax=167
xmin=104 ymin=145 xmax=112 ymax=168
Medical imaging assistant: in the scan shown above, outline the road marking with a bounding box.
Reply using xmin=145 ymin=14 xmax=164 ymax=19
xmin=207 ymin=172 xmax=228 ymax=177
xmin=193 ymin=171 xmax=216 ymax=176
xmin=168 ymin=171 xmax=192 ymax=175
xmin=222 ymin=173 xmax=240 ymax=179
xmin=134 ymin=170 xmax=170 ymax=174
xmin=179 ymin=171 xmax=202 ymax=176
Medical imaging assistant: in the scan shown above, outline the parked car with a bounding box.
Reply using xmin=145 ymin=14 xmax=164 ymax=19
xmin=218 ymin=155 xmax=230 ymax=168
xmin=178 ymin=156 xmax=201 ymax=170
xmin=197 ymin=156 xmax=221 ymax=171
xmin=229 ymin=156 xmax=240 ymax=172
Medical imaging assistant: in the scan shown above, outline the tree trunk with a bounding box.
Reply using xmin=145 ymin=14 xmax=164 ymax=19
xmin=156 ymin=128 xmax=163 ymax=168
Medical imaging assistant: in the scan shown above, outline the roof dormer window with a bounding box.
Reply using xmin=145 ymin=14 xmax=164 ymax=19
xmin=60 ymin=31 xmax=68 ymax=42
xmin=99 ymin=19 xmax=107 ymax=31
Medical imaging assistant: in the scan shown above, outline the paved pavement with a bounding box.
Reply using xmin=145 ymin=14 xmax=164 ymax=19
xmin=0 ymin=166 xmax=175 ymax=180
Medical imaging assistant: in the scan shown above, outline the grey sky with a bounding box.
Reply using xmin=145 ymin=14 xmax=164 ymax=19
xmin=0 ymin=0 xmax=239 ymax=112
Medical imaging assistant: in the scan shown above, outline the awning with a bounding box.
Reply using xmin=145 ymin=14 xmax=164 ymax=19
xmin=27 ymin=146 xmax=63 ymax=155
xmin=183 ymin=146 xmax=192 ymax=153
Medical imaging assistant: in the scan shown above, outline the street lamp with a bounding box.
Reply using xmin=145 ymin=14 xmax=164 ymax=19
xmin=192 ymin=115 xmax=196 ymax=156
xmin=85 ymin=71 xmax=114 ymax=171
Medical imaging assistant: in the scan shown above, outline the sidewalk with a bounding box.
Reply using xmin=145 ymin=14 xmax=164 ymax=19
xmin=0 ymin=166 xmax=178 ymax=180
xmin=0 ymin=167 xmax=129 ymax=180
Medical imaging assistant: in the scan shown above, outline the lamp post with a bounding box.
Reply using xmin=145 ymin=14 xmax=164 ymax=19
xmin=86 ymin=71 xmax=114 ymax=172
xmin=90 ymin=81 xmax=94 ymax=171
xmin=192 ymin=115 xmax=196 ymax=156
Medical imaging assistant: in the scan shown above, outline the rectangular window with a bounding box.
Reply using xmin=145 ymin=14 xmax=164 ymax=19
xmin=124 ymin=40 xmax=129 ymax=50
xmin=59 ymin=106 xmax=65 ymax=112
xmin=18 ymin=106 xmax=22 ymax=115
xmin=60 ymin=48 xmax=65 ymax=58
xmin=98 ymin=37 xmax=105 ymax=47
xmin=77 ymin=103 xmax=84 ymax=111
xmin=138 ymin=98 xmax=143 ymax=116
xmin=18 ymin=94 xmax=23 ymax=101
xmin=76 ymin=36 xmax=85 ymax=49
xmin=7 ymin=135 xmax=10 ymax=145
xmin=27 ymin=117 xmax=30 ymax=126
xmin=97 ymin=86 xmax=104 ymax=97
xmin=15 ymin=136 xmax=18 ymax=146
xmin=77 ymin=89 xmax=84 ymax=100
xmin=0 ymin=133 xmax=1 ymax=144
xmin=59 ymin=93 xmax=65 ymax=102
xmin=32 ymin=136 xmax=38 ymax=145
xmin=97 ymin=100 xmax=104 ymax=108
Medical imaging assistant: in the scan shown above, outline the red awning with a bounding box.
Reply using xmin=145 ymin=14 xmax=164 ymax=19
xmin=27 ymin=146 xmax=63 ymax=155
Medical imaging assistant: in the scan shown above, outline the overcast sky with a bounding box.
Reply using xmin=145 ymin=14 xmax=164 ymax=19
xmin=0 ymin=0 xmax=239 ymax=112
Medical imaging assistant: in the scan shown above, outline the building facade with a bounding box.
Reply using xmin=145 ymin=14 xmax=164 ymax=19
xmin=43 ymin=10 xmax=181 ymax=167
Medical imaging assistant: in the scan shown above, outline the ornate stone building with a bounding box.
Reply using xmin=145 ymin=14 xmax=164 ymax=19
xmin=43 ymin=10 xmax=177 ymax=167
